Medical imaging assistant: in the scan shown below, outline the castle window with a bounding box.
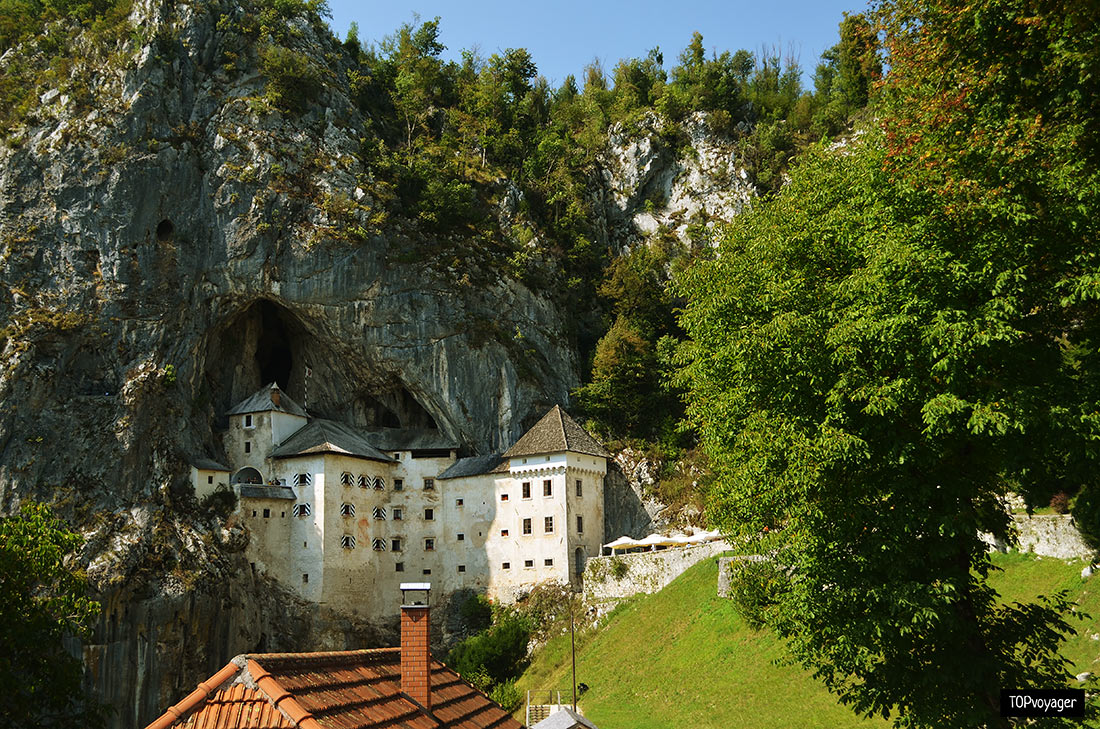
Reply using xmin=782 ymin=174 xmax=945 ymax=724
xmin=302 ymin=573 xmax=308 ymax=583
xmin=544 ymin=516 xmax=554 ymax=533
xmin=396 ymin=562 xmax=405 ymax=572
xmin=393 ymin=507 xmax=403 ymax=520
xmin=373 ymin=506 xmax=386 ymax=520
xmin=545 ymin=558 xmax=554 ymax=567
xmin=577 ymin=515 xmax=584 ymax=534
xmin=393 ymin=478 xmax=404 ymax=491
xmin=281 ymin=511 xmax=285 ymax=518
xmin=522 ymin=518 xmax=532 ymax=535
xmin=340 ymin=503 xmax=355 ymax=517
xmin=244 ymin=414 xmax=254 ymax=428
xmin=576 ymin=479 xmax=583 ymax=497
xmin=501 ymin=493 xmax=509 ymax=502
xmin=244 ymin=442 xmax=251 ymax=454
xmin=262 ymin=508 xmax=270 ymax=518
xmin=207 ymin=475 xmax=213 ymax=484
xmin=252 ymin=510 xmax=257 ymax=517
xmin=457 ymin=533 xmax=465 ymax=541
xmin=341 ymin=535 xmax=355 ymax=549
xmin=522 ymin=482 xmax=531 ymax=499
xmin=392 ymin=538 xmax=402 ymax=552
xmin=543 ymin=480 xmax=552 ymax=497
xmin=524 ymin=559 xmax=534 ymax=569
xmin=425 ymin=538 xmax=435 ymax=551
xmin=294 ymin=473 xmax=312 ymax=486
xmin=501 ymin=529 xmax=509 ymax=537
xmin=502 ymin=562 xmax=511 ymax=569
xmin=423 ymin=569 xmax=431 ymax=575
xmin=293 ymin=503 xmax=311 ymax=517
xmin=374 ymin=477 xmax=385 ymax=490
xmin=424 ymin=508 xmax=434 ymax=521
xmin=341 ymin=472 xmax=354 ymax=486
xmin=372 ymin=538 xmax=386 ymax=551
xmin=455 ymin=498 xmax=464 ymax=507
xmin=458 ymin=565 xmax=466 ymax=573
xmin=358 ymin=474 xmax=368 ymax=488
xmin=423 ymin=478 xmax=435 ymax=491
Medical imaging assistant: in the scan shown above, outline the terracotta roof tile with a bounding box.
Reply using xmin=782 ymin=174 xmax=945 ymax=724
xmin=147 ymin=649 xmax=524 ymax=729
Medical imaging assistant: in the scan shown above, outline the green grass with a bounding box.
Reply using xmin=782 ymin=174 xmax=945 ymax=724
xmin=516 ymin=556 xmax=889 ymax=729
xmin=516 ymin=552 xmax=1100 ymax=729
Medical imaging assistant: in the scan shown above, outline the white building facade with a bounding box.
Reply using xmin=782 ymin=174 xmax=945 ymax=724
xmin=192 ymin=383 xmax=608 ymax=618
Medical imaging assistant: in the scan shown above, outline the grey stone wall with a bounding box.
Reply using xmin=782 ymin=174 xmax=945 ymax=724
xmin=982 ymin=514 xmax=1094 ymax=561
xmin=582 ymin=540 xmax=730 ymax=604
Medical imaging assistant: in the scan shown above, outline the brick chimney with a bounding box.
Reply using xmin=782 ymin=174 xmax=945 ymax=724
xmin=270 ymin=385 xmax=281 ymax=408
xmin=400 ymin=583 xmax=432 ymax=710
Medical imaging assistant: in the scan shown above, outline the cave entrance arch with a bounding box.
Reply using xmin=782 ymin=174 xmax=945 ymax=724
xmin=255 ymin=300 xmax=293 ymax=390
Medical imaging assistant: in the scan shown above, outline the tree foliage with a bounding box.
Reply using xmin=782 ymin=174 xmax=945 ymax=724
xmin=677 ymin=0 xmax=1100 ymax=726
xmin=0 ymin=501 xmax=102 ymax=728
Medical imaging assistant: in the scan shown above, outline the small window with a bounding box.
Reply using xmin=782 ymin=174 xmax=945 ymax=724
xmin=455 ymin=498 xmax=464 ymax=507
xmin=545 ymin=516 xmax=554 ymax=533
xmin=522 ymin=518 xmax=532 ymax=535
xmin=252 ymin=510 xmax=257 ymax=517
xmin=302 ymin=573 xmax=308 ymax=583
xmin=280 ymin=511 xmax=285 ymax=518
xmin=244 ymin=441 xmax=251 ymax=454
xmin=524 ymin=559 xmax=534 ymax=568
xmin=294 ymin=473 xmax=312 ymax=486
xmin=358 ymin=474 xmax=369 ymax=488
xmin=502 ymin=562 xmax=511 ymax=569
xmin=293 ymin=503 xmax=311 ymax=517
xmin=303 ymin=541 xmax=307 ymax=548
xmin=543 ymin=480 xmax=552 ymax=497
xmin=425 ymin=538 xmax=435 ymax=551
xmin=424 ymin=508 xmax=434 ymax=521
xmin=340 ymin=503 xmax=355 ymax=517
xmin=423 ymin=478 xmax=435 ymax=491
xmin=458 ymin=565 xmax=466 ymax=573
xmin=394 ymin=478 xmax=404 ymax=491
xmin=576 ymin=479 xmax=583 ymax=497
xmin=341 ymin=535 xmax=355 ymax=549
xmin=372 ymin=538 xmax=386 ymax=551
xmin=501 ymin=493 xmax=509 ymax=502
xmin=501 ymin=529 xmax=509 ymax=537
xmin=396 ymin=562 xmax=405 ymax=572
xmin=341 ymin=472 xmax=354 ymax=487
xmin=244 ymin=414 xmax=254 ymax=428
xmin=262 ymin=508 xmax=270 ymax=518
xmin=373 ymin=506 xmax=386 ymax=520
xmin=207 ymin=475 xmax=213 ymax=484
xmin=392 ymin=538 xmax=403 ymax=552
xmin=522 ymin=481 xmax=531 ymax=499
xmin=394 ymin=452 xmax=402 ymax=460
xmin=393 ymin=507 xmax=404 ymax=520
xmin=374 ymin=477 xmax=385 ymax=491
xmin=545 ymin=558 xmax=553 ymax=567
xmin=577 ymin=515 xmax=584 ymax=533
xmin=423 ymin=569 xmax=431 ymax=576
xmin=457 ymin=532 xmax=465 ymax=541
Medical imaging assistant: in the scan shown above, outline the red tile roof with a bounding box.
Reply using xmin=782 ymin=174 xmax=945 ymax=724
xmin=145 ymin=649 xmax=524 ymax=729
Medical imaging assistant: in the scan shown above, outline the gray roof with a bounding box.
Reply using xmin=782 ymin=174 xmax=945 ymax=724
xmin=358 ymin=427 xmax=458 ymax=452
xmin=227 ymin=383 xmax=308 ymax=418
xmin=503 ymin=406 xmax=611 ymax=460
xmin=271 ymin=419 xmax=395 ymax=463
xmin=532 ymin=707 xmax=598 ymax=729
xmin=239 ymin=485 xmax=296 ymax=500
xmin=190 ymin=458 xmax=229 ymax=471
xmin=438 ymin=453 xmax=504 ymax=480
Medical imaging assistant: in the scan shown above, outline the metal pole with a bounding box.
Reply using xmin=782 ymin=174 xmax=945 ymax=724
xmin=571 ymin=592 xmax=577 ymax=711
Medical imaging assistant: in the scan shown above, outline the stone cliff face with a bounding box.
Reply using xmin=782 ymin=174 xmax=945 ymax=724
xmin=0 ymin=2 xmax=753 ymax=726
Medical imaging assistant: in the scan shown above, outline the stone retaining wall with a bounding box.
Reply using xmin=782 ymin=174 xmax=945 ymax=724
xmin=582 ymin=540 xmax=731 ymax=604
xmin=982 ymin=514 xmax=1094 ymax=561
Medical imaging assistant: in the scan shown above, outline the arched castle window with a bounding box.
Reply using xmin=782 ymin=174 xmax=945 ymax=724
xmin=372 ymin=538 xmax=386 ymax=551
xmin=373 ymin=507 xmax=386 ymax=520
xmin=357 ymin=474 xmax=369 ymax=488
xmin=340 ymin=503 xmax=355 ymax=517
xmin=341 ymin=535 xmax=355 ymax=549
xmin=340 ymin=472 xmax=354 ymax=487
xmin=373 ymin=477 xmax=385 ymax=491
xmin=292 ymin=503 xmax=311 ymax=517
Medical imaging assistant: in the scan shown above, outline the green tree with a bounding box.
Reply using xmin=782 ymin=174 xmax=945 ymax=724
xmin=0 ymin=501 xmax=102 ymax=727
xmin=676 ymin=0 xmax=1100 ymax=725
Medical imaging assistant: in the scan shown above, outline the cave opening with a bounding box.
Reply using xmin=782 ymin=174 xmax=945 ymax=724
xmin=255 ymin=300 xmax=293 ymax=390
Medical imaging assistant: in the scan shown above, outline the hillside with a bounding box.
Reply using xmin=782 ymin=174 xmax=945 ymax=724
xmin=517 ymin=553 xmax=1100 ymax=729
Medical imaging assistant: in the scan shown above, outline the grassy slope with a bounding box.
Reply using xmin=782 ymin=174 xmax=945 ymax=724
xmin=516 ymin=552 xmax=1100 ymax=729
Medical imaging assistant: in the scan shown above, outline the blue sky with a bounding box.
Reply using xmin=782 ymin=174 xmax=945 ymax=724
xmin=326 ymin=0 xmax=868 ymax=87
